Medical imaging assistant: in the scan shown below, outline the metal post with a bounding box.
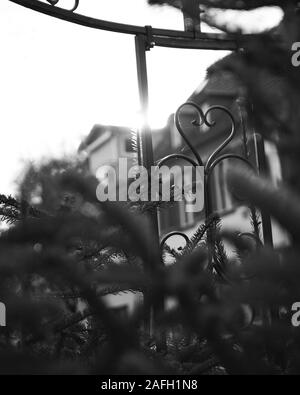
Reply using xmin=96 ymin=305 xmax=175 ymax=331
xmin=135 ymin=36 xmax=153 ymax=169
xmin=135 ymin=35 xmax=165 ymax=348
xmin=134 ymin=34 xmax=160 ymax=246
xmin=182 ymin=0 xmax=202 ymax=33
xmin=254 ymin=133 xmax=274 ymax=247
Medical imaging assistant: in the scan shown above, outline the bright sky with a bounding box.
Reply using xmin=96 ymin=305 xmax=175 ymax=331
xmin=0 ymin=1 xmax=282 ymax=195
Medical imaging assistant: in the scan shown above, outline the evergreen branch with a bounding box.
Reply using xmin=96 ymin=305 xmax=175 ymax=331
xmin=162 ymin=243 xmax=181 ymax=260
xmin=35 ymin=285 xmax=143 ymax=300
xmin=213 ymin=218 xmax=229 ymax=272
xmin=249 ymin=206 xmax=261 ymax=242
xmin=0 ymin=194 xmax=48 ymax=223
xmin=228 ymin=166 xmax=300 ymax=239
xmin=180 ymin=215 xmax=219 ymax=257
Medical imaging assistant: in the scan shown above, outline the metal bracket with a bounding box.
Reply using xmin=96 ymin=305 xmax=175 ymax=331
xmin=145 ymin=25 xmax=155 ymax=51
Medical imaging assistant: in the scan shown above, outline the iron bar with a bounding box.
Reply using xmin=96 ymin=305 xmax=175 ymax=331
xmin=154 ymin=36 xmax=237 ymax=50
xmin=135 ymin=34 xmax=159 ymax=245
xmin=135 ymin=34 xmax=165 ymax=348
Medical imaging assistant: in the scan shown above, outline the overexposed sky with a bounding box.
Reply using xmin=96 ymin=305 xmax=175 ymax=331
xmin=0 ymin=1 xmax=282 ymax=195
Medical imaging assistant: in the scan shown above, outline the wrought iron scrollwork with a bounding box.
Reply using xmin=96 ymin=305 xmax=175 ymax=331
xmin=160 ymin=232 xmax=190 ymax=250
xmin=204 ymin=105 xmax=236 ymax=172
xmin=175 ymin=102 xmax=205 ymax=167
xmin=158 ymin=101 xmax=263 ymax=285
xmin=46 ymin=0 xmax=79 ymax=12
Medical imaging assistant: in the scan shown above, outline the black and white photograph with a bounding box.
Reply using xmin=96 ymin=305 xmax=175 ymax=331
xmin=0 ymin=0 xmax=300 ymax=380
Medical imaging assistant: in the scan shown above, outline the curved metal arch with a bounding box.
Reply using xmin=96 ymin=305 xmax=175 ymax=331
xmin=157 ymin=153 xmax=199 ymax=169
xmin=9 ymin=0 xmax=240 ymax=50
xmin=160 ymin=231 xmax=189 ymax=250
xmin=215 ymin=232 xmax=262 ymax=283
xmin=212 ymin=232 xmax=260 ymax=284
xmin=237 ymin=232 xmax=263 ymax=248
xmin=206 ymin=153 xmax=256 ymax=185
